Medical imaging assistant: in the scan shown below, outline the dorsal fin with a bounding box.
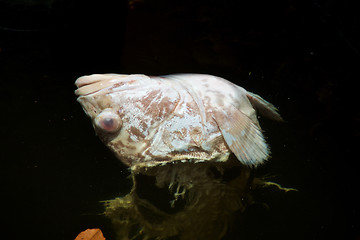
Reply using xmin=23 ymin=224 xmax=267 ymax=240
xmin=246 ymin=92 xmax=284 ymax=122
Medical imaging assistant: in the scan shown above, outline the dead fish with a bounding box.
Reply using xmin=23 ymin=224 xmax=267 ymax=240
xmin=75 ymin=73 xmax=282 ymax=169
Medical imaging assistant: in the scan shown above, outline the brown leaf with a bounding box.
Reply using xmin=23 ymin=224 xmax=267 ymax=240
xmin=75 ymin=228 xmax=106 ymax=240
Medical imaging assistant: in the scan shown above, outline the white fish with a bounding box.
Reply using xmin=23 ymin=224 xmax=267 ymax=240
xmin=75 ymin=73 xmax=282 ymax=170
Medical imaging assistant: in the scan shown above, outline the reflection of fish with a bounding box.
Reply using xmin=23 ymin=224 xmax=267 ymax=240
xmin=75 ymin=73 xmax=282 ymax=169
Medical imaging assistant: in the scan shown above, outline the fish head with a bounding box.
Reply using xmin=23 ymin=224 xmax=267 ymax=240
xmin=75 ymin=74 xmax=181 ymax=167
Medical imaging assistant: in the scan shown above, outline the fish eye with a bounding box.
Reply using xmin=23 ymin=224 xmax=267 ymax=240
xmin=94 ymin=110 xmax=122 ymax=133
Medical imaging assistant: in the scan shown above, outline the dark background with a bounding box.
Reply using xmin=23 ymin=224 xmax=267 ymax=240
xmin=1 ymin=0 xmax=359 ymax=239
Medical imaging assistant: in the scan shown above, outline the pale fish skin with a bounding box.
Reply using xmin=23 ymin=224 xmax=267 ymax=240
xmin=75 ymin=73 xmax=282 ymax=170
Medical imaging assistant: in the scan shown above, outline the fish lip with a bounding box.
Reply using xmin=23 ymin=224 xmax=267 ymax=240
xmin=75 ymin=74 xmax=151 ymax=96
xmin=74 ymin=77 xmax=99 ymax=88
xmin=75 ymin=74 xmax=119 ymax=88
xmin=74 ymin=74 xmax=128 ymax=96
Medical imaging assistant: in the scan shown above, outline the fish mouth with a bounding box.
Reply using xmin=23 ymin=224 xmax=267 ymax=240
xmin=75 ymin=74 xmax=128 ymax=96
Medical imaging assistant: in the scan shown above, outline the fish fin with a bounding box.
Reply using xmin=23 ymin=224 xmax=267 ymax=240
xmin=213 ymin=105 xmax=269 ymax=166
xmin=246 ymin=92 xmax=284 ymax=122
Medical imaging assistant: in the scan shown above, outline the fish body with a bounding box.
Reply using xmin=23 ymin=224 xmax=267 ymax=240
xmin=75 ymin=73 xmax=282 ymax=169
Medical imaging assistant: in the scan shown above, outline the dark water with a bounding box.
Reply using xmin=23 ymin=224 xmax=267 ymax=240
xmin=1 ymin=0 xmax=358 ymax=239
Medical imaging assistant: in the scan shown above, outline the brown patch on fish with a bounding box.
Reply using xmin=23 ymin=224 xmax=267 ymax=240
xmin=129 ymin=126 xmax=145 ymax=139
xmin=139 ymin=90 xmax=180 ymax=126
